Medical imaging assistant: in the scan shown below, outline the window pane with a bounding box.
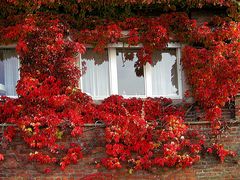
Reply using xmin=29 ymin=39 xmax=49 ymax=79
xmin=152 ymin=49 xmax=179 ymax=96
xmin=0 ymin=60 xmax=5 ymax=96
xmin=0 ymin=49 xmax=19 ymax=96
xmin=0 ymin=61 xmax=4 ymax=84
xmin=117 ymin=49 xmax=145 ymax=96
xmin=81 ymin=49 xmax=109 ymax=98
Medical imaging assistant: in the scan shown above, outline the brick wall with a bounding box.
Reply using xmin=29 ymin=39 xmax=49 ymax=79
xmin=236 ymin=94 xmax=240 ymax=121
xmin=0 ymin=94 xmax=239 ymax=179
xmin=0 ymin=121 xmax=239 ymax=179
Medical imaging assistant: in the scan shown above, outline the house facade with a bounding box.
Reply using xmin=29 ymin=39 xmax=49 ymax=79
xmin=0 ymin=2 xmax=239 ymax=179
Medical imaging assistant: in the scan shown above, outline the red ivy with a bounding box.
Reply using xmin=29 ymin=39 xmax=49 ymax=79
xmin=0 ymin=11 xmax=239 ymax=172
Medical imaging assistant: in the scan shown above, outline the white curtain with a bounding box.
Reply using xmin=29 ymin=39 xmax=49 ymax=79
xmin=152 ymin=50 xmax=178 ymax=96
xmin=116 ymin=50 xmax=145 ymax=96
xmin=0 ymin=61 xmax=6 ymax=94
xmin=81 ymin=50 xmax=109 ymax=98
xmin=0 ymin=50 xmax=19 ymax=96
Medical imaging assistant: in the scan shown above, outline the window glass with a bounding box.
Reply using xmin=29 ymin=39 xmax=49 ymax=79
xmin=80 ymin=46 xmax=182 ymax=100
xmin=152 ymin=49 xmax=179 ymax=96
xmin=0 ymin=49 xmax=19 ymax=96
xmin=81 ymin=49 xmax=110 ymax=98
xmin=116 ymin=49 xmax=145 ymax=96
xmin=0 ymin=61 xmax=4 ymax=84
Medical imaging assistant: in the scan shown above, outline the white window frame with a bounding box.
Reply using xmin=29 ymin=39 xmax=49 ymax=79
xmin=0 ymin=45 xmax=20 ymax=99
xmin=80 ymin=42 xmax=183 ymax=100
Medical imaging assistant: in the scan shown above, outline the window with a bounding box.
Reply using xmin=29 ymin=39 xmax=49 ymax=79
xmin=151 ymin=49 xmax=179 ymax=96
xmin=117 ymin=49 xmax=145 ymax=96
xmin=81 ymin=49 xmax=110 ymax=99
xmin=80 ymin=43 xmax=183 ymax=100
xmin=0 ymin=48 xmax=20 ymax=97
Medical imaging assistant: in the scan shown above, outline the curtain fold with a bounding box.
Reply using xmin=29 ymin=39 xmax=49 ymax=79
xmin=152 ymin=50 xmax=178 ymax=96
xmin=81 ymin=50 xmax=109 ymax=98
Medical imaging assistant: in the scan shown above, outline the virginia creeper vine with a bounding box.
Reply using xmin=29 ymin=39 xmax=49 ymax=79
xmin=0 ymin=0 xmax=239 ymax=173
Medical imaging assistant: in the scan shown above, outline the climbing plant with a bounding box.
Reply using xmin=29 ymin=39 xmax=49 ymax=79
xmin=0 ymin=0 xmax=239 ymax=173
